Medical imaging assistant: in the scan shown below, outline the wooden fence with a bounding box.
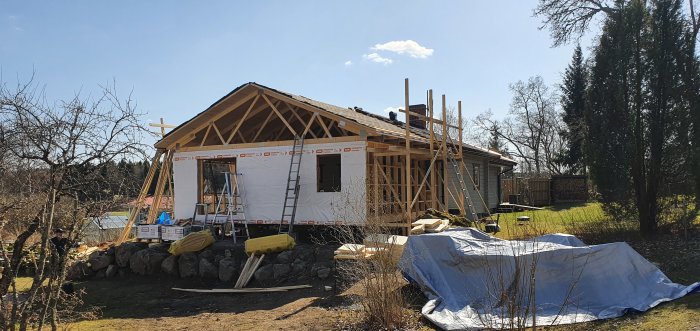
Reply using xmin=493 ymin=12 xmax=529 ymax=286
xmin=502 ymin=175 xmax=588 ymax=207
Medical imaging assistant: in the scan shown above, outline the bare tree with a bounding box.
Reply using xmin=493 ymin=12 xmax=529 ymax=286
xmin=474 ymin=77 xmax=565 ymax=175
xmin=0 ymin=75 xmax=150 ymax=330
xmin=534 ymin=0 xmax=617 ymax=46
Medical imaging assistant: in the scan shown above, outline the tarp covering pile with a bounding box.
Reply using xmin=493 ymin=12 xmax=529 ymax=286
xmin=399 ymin=228 xmax=700 ymax=330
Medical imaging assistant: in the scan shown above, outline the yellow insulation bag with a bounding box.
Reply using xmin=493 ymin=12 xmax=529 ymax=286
xmin=168 ymin=230 xmax=215 ymax=256
xmin=245 ymin=234 xmax=295 ymax=255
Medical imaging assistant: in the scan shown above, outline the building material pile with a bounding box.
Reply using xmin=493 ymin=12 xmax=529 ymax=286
xmin=411 ymin=218 xmax=450 ymax=234
xmin=333 ymin=234 xmax=409 ymax=263
xmin=417 ymin=208 xmax=471 ymax=227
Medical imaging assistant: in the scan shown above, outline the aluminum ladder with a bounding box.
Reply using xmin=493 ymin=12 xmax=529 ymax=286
xmin=213 ymin=171 xmax=249 ymax=242
xmin=279 ymin=135 xmax=304 ymax=235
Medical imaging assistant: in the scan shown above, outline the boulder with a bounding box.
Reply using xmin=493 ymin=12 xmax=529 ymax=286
xmin=315 ymin=246 xmax=335 ymax=262
xmin=214 ymin=254 xmax=225 ymax=265
xmin=273 ymin=264 xmax=291 ymax=279
xmin=88 ymin=250 xmax=101 ymax=261
xmin=129 ymin=248 xmax=169 ymax=275
xmin=89 ymin=254 xmax=114 ymax=271
xmin=161 ymin=255 xmax=178 ymax=276
xmin=317 ymin=267 xmax=331 ymax=279
xmin=218 ymin=258 xmax=238 ymax=282
xmin=254 ymin=264 xmax=274 ymax=282
xmin=66 ymin=261 xmax=94 ymax=280
xmin=199 ymin=250 xmax=215 ymax=262
xmin=199 ymin=258 xmax=218 ymax=279
xmin=116 ymin=242 xmax=147 ymax=267
xmin=295 ymin=245 xmax=315 ymax=263
xmin=291 ymin=258 xmax=308 ymax=275
xmin=149 ymin=243 xmax=170 ymax=253
xmin=105 ymin=264 xmax=118 ymax=278
xmin=276 ymin=251 xmax=295 ymax=264
xmin=94 ymin=269 xmax=106 ymax=279
xmin=118 ymin=267 xmax=129 ymax=278
xmin=178 ymin=253 xmax=198 ymax=278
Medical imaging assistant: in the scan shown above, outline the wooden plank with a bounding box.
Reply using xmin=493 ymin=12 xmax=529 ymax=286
xmin=316 ymin=115 xmax=332 ymax=138
xmin=147 ymin=151 xmax=174 ymax=224
xmin=177 ymin=136 xmax=365 ymax=152
xmin=200 ymin=124 xmax=212 ymax=147
xmin=252 ymin=108 xmax=277 ymax=142
xmin=441 ymin=94 xmax=448 ymax=207
xmin=262 ymin=89 xmax=370 ymax=135
xmin=458 ymin=101 xmax=465 ymax=212
xmin=242 ymin=254 xmax=265 ymax=287
xmin=398 ymin=108 xmax=459 ymax=129
xmin=117 ymin=150 xmax=163 ymax=243
xmin=375 ymin=157 xmax=406 ymax=213
xmin=302 ymin=112 xmax=319 ymax=138
xmin=404 ymin=78 xmax=412 ymax=227
xmin=262 ymin=94 xmax=297 ymax=136
xmin=428 ymin=90 xmax=437 ymax=209
xmin=172 ymin=284 xmax=312 ymax=293
xmin=212 ymin=122 xmax=226 ymax=145
xmin=373 ymin=157 xmax=379 ymax=216
xmin=159 ymin=88 xmax=257 ymax=149
xmin=410 ymin=143 xmax=443 ymax=209
xmin=235 ymin=252 xmax=255 ymax=289
xmin=226 ymin=94 xmax=261 ymax=144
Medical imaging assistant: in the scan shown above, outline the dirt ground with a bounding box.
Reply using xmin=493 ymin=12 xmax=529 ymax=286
xmin=66 ymin=274 xmax=367 ymax=331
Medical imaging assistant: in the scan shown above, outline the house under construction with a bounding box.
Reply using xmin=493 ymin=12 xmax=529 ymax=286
xmin=122 ymin=80 xmax=516 ymax=240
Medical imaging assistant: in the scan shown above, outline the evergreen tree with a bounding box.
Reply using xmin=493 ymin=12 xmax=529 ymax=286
xmin=487 ymin=122 xmax=508 ymax=155
xmin=560 ymin=45 xmax=588 ymax=174
xmin=585 ymin=1 xmax=636 ymax=206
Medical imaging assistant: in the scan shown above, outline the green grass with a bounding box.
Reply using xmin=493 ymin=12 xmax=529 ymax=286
xmin=13 ymin=277 xmax=34 ymax=293
xmin=493 ymin=202 xmax=638 ymax=243
xmin=11 ymin=277 xmax=48 ymax=293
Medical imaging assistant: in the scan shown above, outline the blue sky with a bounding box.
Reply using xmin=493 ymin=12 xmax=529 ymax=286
xmin=1 ymin=1 xmax=591 ymax=146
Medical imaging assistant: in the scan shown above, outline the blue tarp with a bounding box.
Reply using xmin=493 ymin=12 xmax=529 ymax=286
xmin=157 ymin=212 xmax=172 ymax=225
xmin=399 ymin=228 xmax=700 ymax=330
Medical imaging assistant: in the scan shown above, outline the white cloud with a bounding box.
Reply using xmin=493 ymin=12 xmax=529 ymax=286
xmin=371 ymin=40 xmax=434 ymax=59
xmin=363 ymin=52 xmax=393 ymax=65
xmin=383 ymin=106 xmax=401 ymax=113
xmin=344 ymin=60 xmax=353 ymax=66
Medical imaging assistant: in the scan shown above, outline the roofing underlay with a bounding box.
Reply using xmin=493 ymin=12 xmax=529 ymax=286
xmin=158 ymin=82 xmax=516 ymax=165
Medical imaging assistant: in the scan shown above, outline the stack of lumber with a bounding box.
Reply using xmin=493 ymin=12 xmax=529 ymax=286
xmin=333 ymin=243 xmax=385 ymax=260
xmin=363 ymin=234 xmax=408 ymax=263
xmin=411 ymin=218 xmax=450 ymax=234
xmin=418 ymin=208 xmax=472 ymax=227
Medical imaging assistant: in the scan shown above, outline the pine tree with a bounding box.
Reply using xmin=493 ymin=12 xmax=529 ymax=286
xmin=560 ymin=45 xmax=588 ymax=174
xmin=487 ymin=122 xmax=508 ymax=155
xmin=585 ymin=1 xmax=636 ymax=206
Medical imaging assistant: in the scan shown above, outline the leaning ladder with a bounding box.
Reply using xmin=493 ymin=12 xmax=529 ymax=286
xmin=279 ymin=136 xmax=304 ymax=235
xmin=213 ymin=171 xmax=249 ymax=243
xmin=445 ymin=146 xmax=480 ymax=222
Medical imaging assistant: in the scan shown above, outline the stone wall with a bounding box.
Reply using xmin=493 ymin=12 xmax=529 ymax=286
xmin=70 ymin=241 xmax=338 ymax=285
